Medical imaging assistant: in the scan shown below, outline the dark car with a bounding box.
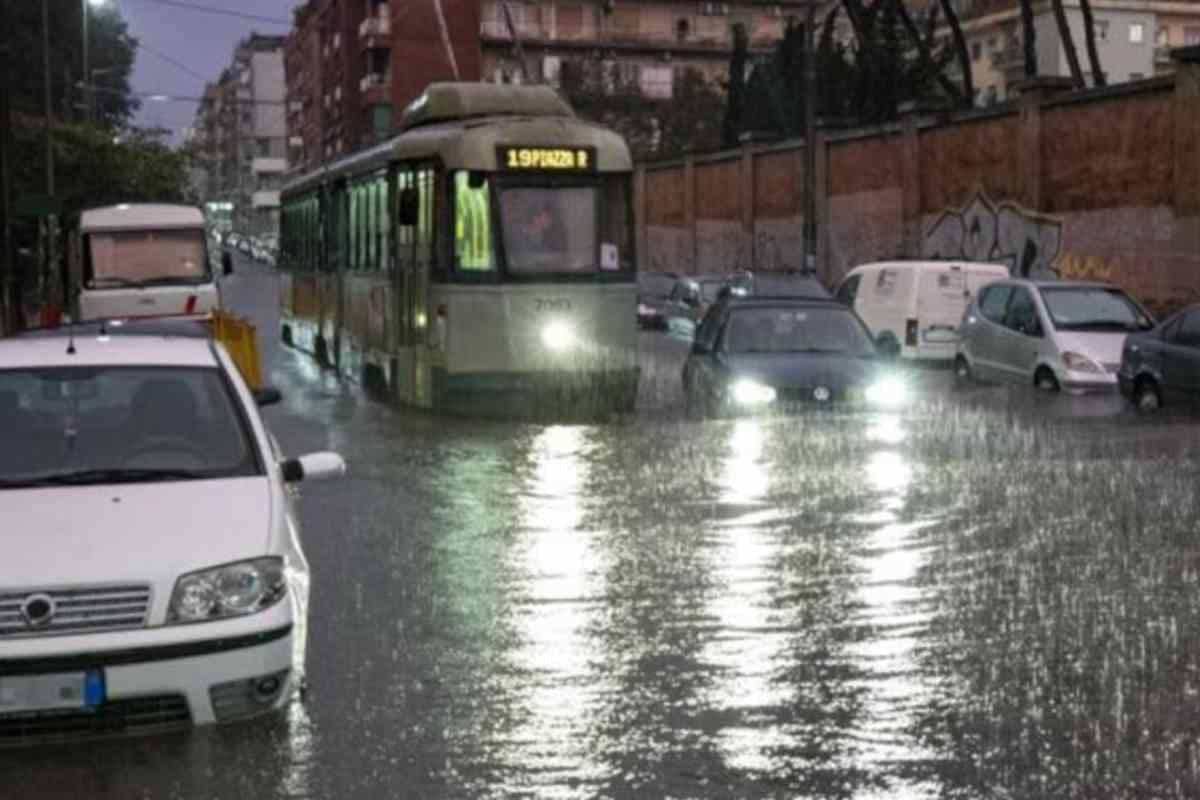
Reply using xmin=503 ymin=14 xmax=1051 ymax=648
xmin=1118 ymin=304 xmax=1200 ymax=411
xmin=682 ymin=296 xmax=906 ymax=417
xmin=637 ymin=271 xmax=678 ymax=330
xmin=737 ymin=270 xmax=831 ymax=300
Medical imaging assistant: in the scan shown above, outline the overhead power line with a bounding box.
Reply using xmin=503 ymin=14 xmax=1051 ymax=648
xmin=136 ymin=41 xmax=211 ymax=83
xmin=124 ymin=0 xmax=292 ymax=26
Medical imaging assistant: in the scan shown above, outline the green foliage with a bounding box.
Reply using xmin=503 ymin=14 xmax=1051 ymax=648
xmin=736 ymin=0 xmax=954 ymax=141
xmin=5 ymin=0 xmax=140 ymax=127
xmin=559 ymin=62 xmax=723 ymax=160
xmin=11 ymin=123 xmax=190 ymax=228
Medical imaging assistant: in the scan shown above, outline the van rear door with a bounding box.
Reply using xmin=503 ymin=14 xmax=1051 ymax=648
xmin=915 ymin=266 xmax=974 ymax=356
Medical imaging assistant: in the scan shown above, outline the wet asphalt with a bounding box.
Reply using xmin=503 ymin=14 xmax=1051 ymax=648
xmin=5 ymin=256 xmax=1200 ymax=800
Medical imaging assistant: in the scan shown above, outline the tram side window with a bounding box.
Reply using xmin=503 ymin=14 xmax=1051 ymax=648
xmin=416 ymin=170 xmax=434 ymax=267
xmin=601 ymin=175 xmax=634 ymax=272
xmin=453 ymin=171 xmax=494 ymax=272
xmin=379 ymin=179 xmax=391 ymax=271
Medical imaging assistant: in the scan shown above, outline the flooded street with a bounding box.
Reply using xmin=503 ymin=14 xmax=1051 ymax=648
xmin=8 ymin=261 xmax=1200 ymax=799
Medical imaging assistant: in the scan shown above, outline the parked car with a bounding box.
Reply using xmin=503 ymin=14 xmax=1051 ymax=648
xmin=956 ymin=279 xmax=1155 ymax=392
xmin=681 ymin=295 xmax=908 ymax=417
xmin=224 ymin=232 xmax=242 ymax=251
xmin=636 ymin=271 xmax=678 ymax=330
xmin=1118 ymin=305 xmax=1200 ymax=411
xmin=834 ymin=260 xmax=1010 ymax=360
xmin=236 ymin=236 xmax=253 ymax=256
xmin=0 ymin=325 xmax=346 ymax=744
xmin=661 ymin=275 xmax=735 ymax=334
xmin=737 ymin=270 xmax=831 ymax=300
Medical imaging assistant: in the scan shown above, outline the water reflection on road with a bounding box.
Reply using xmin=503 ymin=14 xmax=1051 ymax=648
xmin=8 ymin=262 xmax=1200 ymax=798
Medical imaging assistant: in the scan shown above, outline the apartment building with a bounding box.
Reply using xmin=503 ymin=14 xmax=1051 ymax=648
xmin=190 ymin=34 xmax=287 ymax=236
xmin=283 ymin=1 xmax=801 ymax=171
xmin=952 ymin=0 xmax=1200 ymax=106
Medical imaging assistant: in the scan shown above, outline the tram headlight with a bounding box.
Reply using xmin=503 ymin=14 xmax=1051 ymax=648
xmin=731 ymin=379 xmax=776 ymax=406
xmin=865 ymin=376 xmax=909 ymax=408
xmin=541 ymin=320 xmax=577 ymax=352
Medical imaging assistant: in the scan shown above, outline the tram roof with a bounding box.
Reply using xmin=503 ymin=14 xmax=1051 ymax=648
xmin=282 ymin=84 xmax=631 ymax=197
xmin=399 ymin=82 xmax=574 ymax=130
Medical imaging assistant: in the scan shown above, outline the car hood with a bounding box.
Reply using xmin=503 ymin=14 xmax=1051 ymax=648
xmin=1053 ymin=331 xmax=1131 ymax=365
xmin=724 ymin=352 xmax=880 ymax=389
xmin=0 ymin=477 xmax=272 ymax=590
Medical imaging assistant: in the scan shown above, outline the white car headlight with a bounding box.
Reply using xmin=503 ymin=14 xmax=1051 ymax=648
xmin=1062 ymin=351 xmax=1102 ymax=374
xmin=865 ymin=376 xmax=909 ymax=408
xmin=168 ymin=557 xmax=287 ymax=624
xmin=731 ymin=379 xmax=776 ymax=406
xmin=541 ymin=320 xmax=577 ymax=352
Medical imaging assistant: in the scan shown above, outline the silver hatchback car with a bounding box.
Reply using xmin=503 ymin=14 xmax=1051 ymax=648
xmin=956 ymin=279 xmax=1155 ymax=392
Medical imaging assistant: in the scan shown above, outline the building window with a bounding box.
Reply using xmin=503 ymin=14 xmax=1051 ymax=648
xmin=640 ymin=65 xmax=673 ymax=99
xmin=1157 ymin=26 xmax=1169 ymax=46
xmin=1187 ymin=27 xmax=1200 ymax=45
xmin=1130 ymin=23 xmax=1144 ymax=44
xmin=257 ymin=138 xmax=270 ymax=156
xmin=971 ymin=41 xmax=982 ymax=61
xmin=984 ymin=86 xmax=997 ymax=105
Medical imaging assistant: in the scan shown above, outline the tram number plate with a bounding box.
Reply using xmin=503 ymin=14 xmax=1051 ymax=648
xmin=534 ymin=298 xmax=572 ymax=313
xmin=499 ymin=146 xmax=597 ymax=173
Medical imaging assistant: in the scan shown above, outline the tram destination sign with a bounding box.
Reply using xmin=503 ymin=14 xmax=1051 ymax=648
xmin=498 ymin=146 xmax=597 ymax=173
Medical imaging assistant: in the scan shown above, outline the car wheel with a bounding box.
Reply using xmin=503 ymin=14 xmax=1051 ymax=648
xmin=1034 ymin=367 xmax=1060 ymax=393
xmin=953 ymin=356 xmax=972 ymax=389
xmin=1133 ymin=378 xmax=1162 ymax=412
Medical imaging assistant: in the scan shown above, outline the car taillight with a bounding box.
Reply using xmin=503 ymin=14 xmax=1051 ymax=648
xmin=905 ymin=318 xmax=918 ymax=347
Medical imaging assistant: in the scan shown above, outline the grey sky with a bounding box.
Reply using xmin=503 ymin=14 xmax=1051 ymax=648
xmin=117 ymin=0 xmax=297 ymax=143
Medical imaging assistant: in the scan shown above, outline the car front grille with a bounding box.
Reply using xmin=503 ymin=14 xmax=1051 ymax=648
xmin=0 ymin=694 xmax=191 ymax=747
xmin=0 ymin=585 xmax=152 ymax=638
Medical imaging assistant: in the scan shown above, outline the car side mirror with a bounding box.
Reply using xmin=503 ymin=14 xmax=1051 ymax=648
xmin=281 ymin=452 xmax=346 ymax=483
xmin=222 ymin=252 xmax=234 ymax=276
xmin=253 ymin=386 xmax=282 ymax=406
xmin=876 ymin=334 xmax=901 ymax=359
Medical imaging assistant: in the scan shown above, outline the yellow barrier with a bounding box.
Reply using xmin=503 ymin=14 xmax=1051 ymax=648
xmin=208 ymin=310 xmax=263 ymax=390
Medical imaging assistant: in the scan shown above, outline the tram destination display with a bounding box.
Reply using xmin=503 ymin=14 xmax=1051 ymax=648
xmin=498 ymin=146 xmax=597 ymax=173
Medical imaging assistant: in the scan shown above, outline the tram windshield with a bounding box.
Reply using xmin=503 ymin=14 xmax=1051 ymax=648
xmin=453 ymin=171 xmax=632 ymax=277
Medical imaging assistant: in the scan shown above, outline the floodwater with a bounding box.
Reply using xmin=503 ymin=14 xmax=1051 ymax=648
xmin=6 ymin=260 xmax=1200 ymax=799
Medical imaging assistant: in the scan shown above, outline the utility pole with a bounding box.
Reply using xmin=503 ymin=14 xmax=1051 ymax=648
xmin=42 ymin=0 xmax=59 ymax=320
xmin=498 ymin=0 xmax=528 ymax=82
xmin=82 ymin=0 xmax=93 ymax=122
xmin=803 ymin=0 xmax=818 ymax=275
xmin=0 ymin=0 xmax=13 ymax=333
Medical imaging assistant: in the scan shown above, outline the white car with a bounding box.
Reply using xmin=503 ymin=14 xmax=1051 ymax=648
xmin=0 ymin=324 xmax=345 ymax=744
xmin=956 ymin=279 xmax=1156 ymax=392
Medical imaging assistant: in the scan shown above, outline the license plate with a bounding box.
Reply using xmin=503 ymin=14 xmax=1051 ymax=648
xmin=0 ymin=670 xmax=104 ymax=715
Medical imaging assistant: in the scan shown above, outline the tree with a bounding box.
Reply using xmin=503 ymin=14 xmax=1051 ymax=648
xmin=4 ymin=0 xmax=139 ymax=127
xmin=722 ymin=23 xmax=749 ymax=149
xmin=936 ymin=0 xmax=975 ymax=103
xmin=559 ymin=60 xmax=722 ymax=160
xmin=1079 ymin=0 xmax=1106 ymax=87
xmin=1019 ymin=0 xmax=1038 ymax=78
xmin=1050 ymin=0 xmax=1087 ymax=88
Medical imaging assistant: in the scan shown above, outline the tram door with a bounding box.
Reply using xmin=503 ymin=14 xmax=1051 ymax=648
xmin=392 ymin=162 xmax=437 ymax=406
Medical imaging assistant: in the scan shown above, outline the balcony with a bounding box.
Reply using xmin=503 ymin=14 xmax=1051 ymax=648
xmin=360 ymin=15 xmax=391 ymax=42
xmin=360 ymin=72 xmax=391 ymax=104
xmin=252 ymin=157 xmax=287 ymax=175
xmin=252 ymin=191 xmax=281 ymax=209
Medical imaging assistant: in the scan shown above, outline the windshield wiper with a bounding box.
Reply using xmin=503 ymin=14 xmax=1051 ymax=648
xmin=0 ymin=468 xmax=212 ymax=488
xmin=137 ymin=276 xmax=208 ymax=286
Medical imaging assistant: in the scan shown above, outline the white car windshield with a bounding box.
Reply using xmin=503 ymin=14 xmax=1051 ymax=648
xmin=1039 ymin=286 xmax=1154 ymax=332
xmin=88 ymin=229 xmax=211 ymax=287
xmin=0 ymin=367 xmax=259 ymax=487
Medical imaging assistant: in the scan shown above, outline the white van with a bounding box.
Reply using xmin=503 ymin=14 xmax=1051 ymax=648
xmin=833 ymin=260 xmax=1011 ymax=361
xmin=71 ymin=204 xmax=224 ymax=322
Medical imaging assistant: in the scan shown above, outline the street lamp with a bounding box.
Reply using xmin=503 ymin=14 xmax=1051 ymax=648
xmin=83 ymin=0 xmax=108 ymax=122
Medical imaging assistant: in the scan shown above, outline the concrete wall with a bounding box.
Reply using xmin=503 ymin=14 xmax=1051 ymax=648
xmin=634 ymin=51 xmax=1200 ymax=315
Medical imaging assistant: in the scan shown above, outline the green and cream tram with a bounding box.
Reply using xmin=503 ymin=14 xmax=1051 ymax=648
xmin=278 ymin=82 xmax=639 ymax=416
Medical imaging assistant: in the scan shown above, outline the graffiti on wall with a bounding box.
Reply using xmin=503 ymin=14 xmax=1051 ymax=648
xmin=924 ymin=192 xmax=1063 ymax=278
